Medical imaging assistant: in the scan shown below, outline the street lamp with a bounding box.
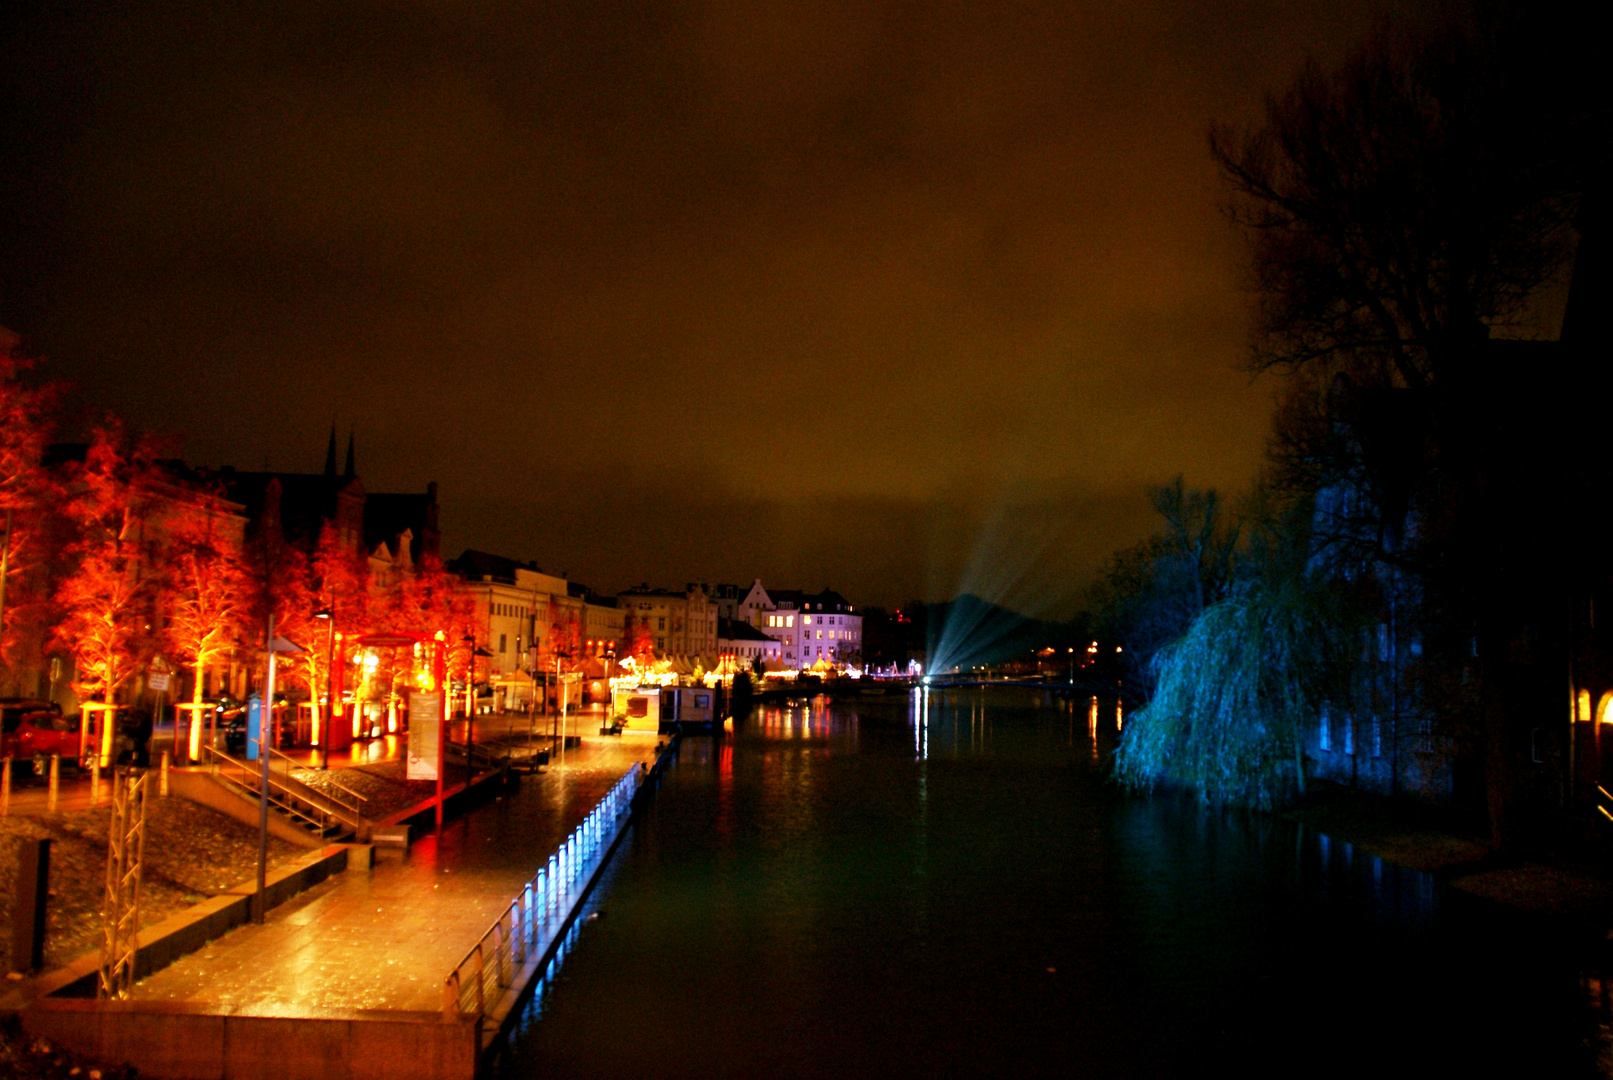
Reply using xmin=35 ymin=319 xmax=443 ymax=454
xmin=313 ymin=606 xmax=334 ymax=770
xmin=255 ymin=619 xmax=305 ymax=923
xmin=463 ymin=632 xmax=494 ymax=786
xmin=462 ymin=633 xmax=475 ymax=784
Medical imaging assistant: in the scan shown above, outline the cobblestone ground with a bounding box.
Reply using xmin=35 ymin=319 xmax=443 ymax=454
xmin=0 ymin=797 xmax=299 ymax=973
xmin=291 ymin=758 xmax=440 ymax=822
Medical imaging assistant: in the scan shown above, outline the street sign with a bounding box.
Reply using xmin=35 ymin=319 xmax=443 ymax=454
xmin=147 ymin=672 xmax=171 ymax=693
xmin=407 ymin=692 xmax=440 ymax=781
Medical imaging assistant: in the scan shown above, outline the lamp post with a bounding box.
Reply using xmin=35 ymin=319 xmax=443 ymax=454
xmin=433 ymin=630 xmax=446 ymax=830
xmin=313 ymin=606 xmax=333 ymax=770
xmin=255 ymin=617 xmax=305 ymax=923
xmin=460 ymin=633 xmax=496 ymax=785
xmin=462 ymin=633 xmax=475 ymax=786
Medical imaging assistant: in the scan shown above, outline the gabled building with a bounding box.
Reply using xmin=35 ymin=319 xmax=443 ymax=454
xmin=751 ymin=585 xmax=863 ymax=670
xmin=719 ymin=618 xmax=783 ymax=669
xmin=617 ymin=584 xmax=717 ymax=664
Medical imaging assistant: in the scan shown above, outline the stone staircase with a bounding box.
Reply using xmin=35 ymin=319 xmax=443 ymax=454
xmin=196 ymin=746 xmax=369 ymax=845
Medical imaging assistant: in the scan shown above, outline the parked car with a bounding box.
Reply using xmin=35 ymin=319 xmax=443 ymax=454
xmin=1 ymin=701 xmax=81 ymax=773
xmin=1 ymin=698 xmax=58 ymax=732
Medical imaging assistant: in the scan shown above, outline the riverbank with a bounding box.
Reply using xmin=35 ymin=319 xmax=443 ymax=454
xmin=1284 ymin=784 xmax=1613 ymax=930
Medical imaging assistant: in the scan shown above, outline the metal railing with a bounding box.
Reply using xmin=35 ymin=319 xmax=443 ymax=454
xmin=444 ymin=738 xmax=508 ymax=773
xmin=207 ymin=746 xmax=365 ymax=836
xmin=265 ymin=745 xmax=368 ymax=820
xmin=444 ymin=764 xmax=642 ymax=1021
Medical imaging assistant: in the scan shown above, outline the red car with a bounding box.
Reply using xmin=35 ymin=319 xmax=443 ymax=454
xmin=1 ymin=700 xmax=83 ymax=773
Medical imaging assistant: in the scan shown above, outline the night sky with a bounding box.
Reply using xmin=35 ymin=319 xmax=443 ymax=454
xmin=0 ymin=1 xmax=1436 ymax=616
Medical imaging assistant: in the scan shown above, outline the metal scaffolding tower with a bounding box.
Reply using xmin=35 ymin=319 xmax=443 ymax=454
xmin=99 ymin=766 xmax=148 ymax=1000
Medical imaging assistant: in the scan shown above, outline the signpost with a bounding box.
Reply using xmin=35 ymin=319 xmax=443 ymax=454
xmin=407 ymin=692 xmax=441 ymax=781
xmin=149 ymin=659 xmax=172 ymax=759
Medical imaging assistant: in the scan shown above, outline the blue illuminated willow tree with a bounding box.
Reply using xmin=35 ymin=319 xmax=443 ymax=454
xmin=1114 ymin=509 xmax=1366 ymax=809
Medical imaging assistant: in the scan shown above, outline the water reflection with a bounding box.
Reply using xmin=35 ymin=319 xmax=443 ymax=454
xmin=496 ymin=688 xmax=1606 ymax=1079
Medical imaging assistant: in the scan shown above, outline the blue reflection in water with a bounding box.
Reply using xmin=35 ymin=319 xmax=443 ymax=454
xmin=506 ymin=836 xmax=630 ymax=1039
xmin=493 ymin=689 xmax=1608 ymax=1079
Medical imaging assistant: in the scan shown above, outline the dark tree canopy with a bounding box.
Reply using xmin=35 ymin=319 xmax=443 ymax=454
xmin=1212 ymin=9 xmax=1590 ymax=390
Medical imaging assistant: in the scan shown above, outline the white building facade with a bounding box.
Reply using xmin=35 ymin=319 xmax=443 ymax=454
xmin=751 ymin=587 xmax=863 ymax=671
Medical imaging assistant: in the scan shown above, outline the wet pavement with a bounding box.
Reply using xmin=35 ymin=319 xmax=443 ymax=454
xmin=126 ymin=734 xmax=659 ymax=1014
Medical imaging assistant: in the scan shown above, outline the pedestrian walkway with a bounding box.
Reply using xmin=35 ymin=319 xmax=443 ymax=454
xmin=124 ymin=735 xmax=658 ymax=1014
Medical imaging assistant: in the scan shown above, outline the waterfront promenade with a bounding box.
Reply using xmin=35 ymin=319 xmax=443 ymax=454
xmin=11 ymin=722 xmax=663 ymax=1079
xmin=125 ymin=732 xmax=655 ymax=1014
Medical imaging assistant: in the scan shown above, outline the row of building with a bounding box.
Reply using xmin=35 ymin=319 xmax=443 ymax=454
xmin=4 ymin=423 xmax=869 ymax=727
xmin=459 ymin=563 xmax=866 ymax=686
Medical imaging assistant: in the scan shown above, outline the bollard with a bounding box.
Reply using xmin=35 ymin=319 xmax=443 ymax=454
xmin=90 ymin=757 xmax=100 ymax=807
xmin=1 ymin=757 xmax=10 ymax=817
xmin=12 ymin=837 xmax=51 ymax=973
xmin=47 ymin=755 xmax=59 ymax=813
xmin=160 ymin=750 xmax=170 ymax=797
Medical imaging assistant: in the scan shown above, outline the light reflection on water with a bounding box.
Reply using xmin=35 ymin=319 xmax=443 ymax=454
xmin=495 ymin=688 xmax=1607 ymax=1079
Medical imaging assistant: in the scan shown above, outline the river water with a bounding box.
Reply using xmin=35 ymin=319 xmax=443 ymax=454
xmin=497 ymin=687 xmax=1607 ymax=1078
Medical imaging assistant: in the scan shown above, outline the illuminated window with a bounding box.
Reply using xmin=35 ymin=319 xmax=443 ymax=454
xmin=786 ymin=616 xmax=794 ymax=627
xmin=1579 ymin=689 xmax=1592 ymax=722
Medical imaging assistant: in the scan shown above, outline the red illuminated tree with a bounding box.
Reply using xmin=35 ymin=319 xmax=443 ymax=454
xmin=302 ymin=522 xmax=372 ymax=714
xmin=377 ymin=552 xmax=466 ymax=667
xmin=54 ymin=424 xmax=169 ymax=709
xmin=382 ymin=553 xmax=460 ymax=638
xmin=0 ymin=330 xmax=64 ymax=679
xmin=164 ymin=483 xmax=253 ymax=755
xmin=623 ymin=618 xmax=655 ymax=668
xmin=240 ymin=507 xmax=315 ymax=703
xmin=547 ymin=610 xmax=583 ymax=668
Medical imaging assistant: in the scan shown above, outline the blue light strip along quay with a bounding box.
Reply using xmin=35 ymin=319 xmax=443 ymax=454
xmin=447 ymin=734 xmax=683 ymax=1068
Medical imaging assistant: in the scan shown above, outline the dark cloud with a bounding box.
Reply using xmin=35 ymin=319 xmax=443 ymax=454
xmin=0 ymin=0 xmax=1423 ymax=610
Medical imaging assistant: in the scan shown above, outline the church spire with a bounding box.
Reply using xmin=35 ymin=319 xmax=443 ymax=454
xmin=323 ymin=423 xmax=337 ymax=476
xmin=344 ymin=430 xmax=355 ymax=479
